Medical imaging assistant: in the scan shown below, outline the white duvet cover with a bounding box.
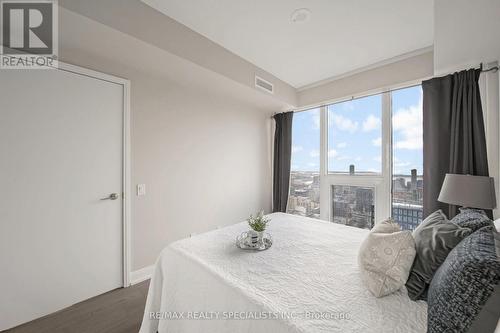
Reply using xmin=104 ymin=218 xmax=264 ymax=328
xmin=140 ymin=213 xmax=427 ymax=333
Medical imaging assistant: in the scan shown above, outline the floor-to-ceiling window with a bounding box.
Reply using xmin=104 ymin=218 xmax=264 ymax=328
xmin=391 ymin=85 xmax=423 ymax=230
xmin=327 ymin=94 xmax=383 ymax=229
xmin=287 ymin=85 xmax=424 ymax=230
xmin=287 ymin=108 xmax=321 ymax=219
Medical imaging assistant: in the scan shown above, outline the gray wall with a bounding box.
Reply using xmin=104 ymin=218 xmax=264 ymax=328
xmin=59 ymin=8 xmax=278 ymax=270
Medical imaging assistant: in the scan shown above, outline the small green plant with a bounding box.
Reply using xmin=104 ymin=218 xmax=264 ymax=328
xmin=247 ymin=210 xmax=270 ymax=232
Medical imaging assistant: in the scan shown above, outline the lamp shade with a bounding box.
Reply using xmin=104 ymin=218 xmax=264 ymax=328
xmin=438 ymin=174 xmax=497 ymax=209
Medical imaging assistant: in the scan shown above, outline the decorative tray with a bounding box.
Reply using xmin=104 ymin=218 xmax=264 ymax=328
xmin=235 ymin=231 xmax=273 ymax=251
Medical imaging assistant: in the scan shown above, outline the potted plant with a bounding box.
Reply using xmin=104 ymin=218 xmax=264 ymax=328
xmin=247 ymin=211 xmax=270 ymax=247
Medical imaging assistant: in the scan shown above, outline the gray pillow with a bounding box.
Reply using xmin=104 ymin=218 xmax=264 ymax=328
xmin=450 ymin=207 xmax=492 ymax=232
xmin=405 ymin=209 xmax=472 ymax=300
xmin=427 ymin=226 xmax=500 ymax=333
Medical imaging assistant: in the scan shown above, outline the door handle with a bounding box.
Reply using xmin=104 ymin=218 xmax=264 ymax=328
xmin=101 ymin=193 xmax=119 ymax=200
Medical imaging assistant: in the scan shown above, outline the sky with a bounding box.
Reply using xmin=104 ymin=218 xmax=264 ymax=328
xmin=290 ymin=85 xmax=423 ymax=175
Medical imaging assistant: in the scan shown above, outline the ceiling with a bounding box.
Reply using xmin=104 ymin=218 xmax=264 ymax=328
xmin=141 ymin=0 xmax=433 ymax=89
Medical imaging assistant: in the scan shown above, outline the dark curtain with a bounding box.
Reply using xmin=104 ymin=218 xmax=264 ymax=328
xmin=423 ymin=68 xmax=490 ymax=218
xmin=273 ymin=112 xmax=293 ymax=213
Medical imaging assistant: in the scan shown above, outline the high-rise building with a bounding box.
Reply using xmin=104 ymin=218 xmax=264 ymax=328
xmin=392 ymin=203 xmax=423 ymax=230
xmin=411 ymin=169 xmax=417 ymax=190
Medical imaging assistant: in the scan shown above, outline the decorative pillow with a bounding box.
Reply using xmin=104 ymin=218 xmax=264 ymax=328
xmin=427 ymin=226 xmax=500 ymax=333
xmin=358 ymin=219 xmax=416 ymax=298
xmin=370 ymin=218 xmax=401 ymax=234
xmin=450 ymin=207 xmax=492 ymax=232
xmin=406 ymin=210 xmax=472 ymax=300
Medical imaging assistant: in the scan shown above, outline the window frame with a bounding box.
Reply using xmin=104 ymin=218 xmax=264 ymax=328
xmin=318 ymin=92 xmax=392 ymax=223
xmin=289 ymin=80 xmax=425 ymax=227
xmin=319 ymin=83 xmax=425 ymax=225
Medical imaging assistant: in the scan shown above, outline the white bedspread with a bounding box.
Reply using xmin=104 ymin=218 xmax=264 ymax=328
xmin=140 ymin=213 xmax=427 ymax=333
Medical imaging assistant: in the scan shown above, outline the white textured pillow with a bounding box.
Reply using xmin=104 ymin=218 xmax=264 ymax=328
xmin=358 ymin=219 xmax=416 ymax=298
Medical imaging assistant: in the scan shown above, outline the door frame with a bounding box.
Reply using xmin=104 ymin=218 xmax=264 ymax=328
xmin=54 ymin=61 xmax=132 ymax=287
xmin=2 ymin=53 xmax=133 ymax=286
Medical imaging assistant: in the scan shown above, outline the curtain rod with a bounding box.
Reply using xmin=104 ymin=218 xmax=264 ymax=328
xmin=274 ymin=63 xmax=499 ymax=116
xmin=280 ymin=83 xmax=421 ymax=115
xmin=480 ymin=63 xmax=499 ymax=73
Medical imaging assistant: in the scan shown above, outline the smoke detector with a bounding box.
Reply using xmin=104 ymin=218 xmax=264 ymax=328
xmin=290 ymin=8 xmax=311 ymax=23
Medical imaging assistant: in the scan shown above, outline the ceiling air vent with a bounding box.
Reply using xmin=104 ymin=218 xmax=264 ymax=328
xmin=255 ymin=75 xmax=274 ymax=94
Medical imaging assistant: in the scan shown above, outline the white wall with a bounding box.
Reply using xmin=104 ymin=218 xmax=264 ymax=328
xmin=482 ymin=65 xmax=500 ymax=219
xmin=59 ymin=8 xmax=279 ymax=270
xmin=434 ymin=0 xmax=500 ymax=75
xmin=298 ymin=51 xmax=433 ymax=108
xmin=59 ymin=0 xmax=297 ymax=108
xmin=434 ymin=0 xmax=500 ymax=218
xmin=130 ymin=76 xmax=274 ymax=269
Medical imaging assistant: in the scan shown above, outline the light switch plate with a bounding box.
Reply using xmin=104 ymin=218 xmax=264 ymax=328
xmin=137 ymin=184 xmax=146 ymax=196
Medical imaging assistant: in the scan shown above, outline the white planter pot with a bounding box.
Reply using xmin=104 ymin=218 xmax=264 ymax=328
xmin=248 ymin=230 xmax=264 ymax=247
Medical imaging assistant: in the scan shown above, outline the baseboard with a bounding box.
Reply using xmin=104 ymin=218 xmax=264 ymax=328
xmin=130 ymin=265 xmax=154 ymax=285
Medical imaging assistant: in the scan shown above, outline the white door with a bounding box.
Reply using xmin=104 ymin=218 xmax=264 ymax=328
xmin=0 ymin=66 xmax=125 ymax=330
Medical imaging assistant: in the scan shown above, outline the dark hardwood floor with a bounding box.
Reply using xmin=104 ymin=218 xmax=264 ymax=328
xmin=4 ymin=280 xmax=149 ymax=333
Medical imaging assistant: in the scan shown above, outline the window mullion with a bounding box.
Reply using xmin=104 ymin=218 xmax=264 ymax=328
xmin=319 ymin=106 xmax=329 ymax=220
xmin=379 ymin=91 xmax=392 ymax=223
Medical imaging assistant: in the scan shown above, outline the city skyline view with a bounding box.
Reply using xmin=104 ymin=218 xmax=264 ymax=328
xmin=288 ymin=170 xmax=423 ymax=230
xmin=288 ymin=85 xmax=424 ymax=231
xmin=290 ymin=86 xmax=423 ymax=175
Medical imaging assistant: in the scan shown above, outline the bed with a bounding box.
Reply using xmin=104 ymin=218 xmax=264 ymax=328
xmin=139 ymin=213 xmax=427 ymax=333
